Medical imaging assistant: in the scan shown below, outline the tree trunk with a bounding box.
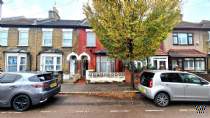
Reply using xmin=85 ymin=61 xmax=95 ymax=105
xmin=130 ymin=61 xmax=135 ymax=89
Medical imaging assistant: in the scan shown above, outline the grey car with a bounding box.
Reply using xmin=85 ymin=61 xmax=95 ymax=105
xmin=0 ymin=72 xmax=61 ymax=111
xmin=138 ymin=70 xmax=210 ymax=107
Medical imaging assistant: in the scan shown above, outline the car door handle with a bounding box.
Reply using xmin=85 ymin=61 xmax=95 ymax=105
xmin=165 ymin=84 xmax=169 ymax=86
xmin=9 ymin=86 xmax=17 ymax=89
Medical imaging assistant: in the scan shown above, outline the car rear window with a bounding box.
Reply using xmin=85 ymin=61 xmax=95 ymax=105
xmin=29 ymin=73 xmax=53 ymax=82
xmin=140 ymin=72 xmax=154 ymax=87
xmin=160 ymin=73 xmax=183 ymax=83
xmin=0 ymin=74 xmax=22 ymax=83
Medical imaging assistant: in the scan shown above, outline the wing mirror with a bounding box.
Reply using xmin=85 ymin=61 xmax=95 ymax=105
xmin=201 ymin=81 xmax=209 ymax=85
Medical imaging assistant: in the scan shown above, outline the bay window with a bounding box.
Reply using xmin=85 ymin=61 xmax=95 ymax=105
xmin=195 ymin=58 xmax=205 ymax=71
xmin=5 ymin=53 xmax=27 ymax=72
xmin=184 ymin=58 xmax=194 ymax=70
xmin=40 ymin=54 xmax=62 ymax=71
xmin=96 ymin=56 xmax=115 ymax=73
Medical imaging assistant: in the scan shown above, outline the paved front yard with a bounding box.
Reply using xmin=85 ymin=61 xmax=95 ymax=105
xmin=61 ymin=83 xmax=133 ymax=93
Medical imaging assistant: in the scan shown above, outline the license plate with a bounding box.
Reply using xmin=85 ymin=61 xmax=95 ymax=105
xmin=50 ymin=82 xmax=57 ymax=88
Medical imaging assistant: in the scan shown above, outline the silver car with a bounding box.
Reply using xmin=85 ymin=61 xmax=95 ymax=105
xmin=0 ymin=72 xmax=61 ymax=111
xmin=138 ymin=70 xmax=210 ymax=107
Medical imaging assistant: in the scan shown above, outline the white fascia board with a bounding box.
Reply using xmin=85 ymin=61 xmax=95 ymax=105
xmin=62 ymin=29 xmax=73 ymax=32
xmin=42 ymin=28 xmax=53 ymax=32
xmin=85 ymin=29 xmax=93 ymax=32
xmin=18 ymin=28 xmax=29 ymax=31
xmin=0 ymin=27 xmax=9 ymax=31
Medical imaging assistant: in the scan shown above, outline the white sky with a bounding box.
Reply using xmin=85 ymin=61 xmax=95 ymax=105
xmin=1 ymin=0 xmax=210 ymax=22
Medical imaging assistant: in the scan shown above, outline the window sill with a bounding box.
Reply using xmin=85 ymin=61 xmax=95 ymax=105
xmin=0 ymin=45 xmax=8 ymax=47
xmin=62 ymin=46 xmax=72 ymax=48
xmin=42 ymin=46 xmax=53 ymax=48
xmin=173 ymin=44 xmax=194 ymax=46
xmin=17 ymin=45 xmax=28 ymax=47
xmin=86 ymin=46 xmax=96 ymax=48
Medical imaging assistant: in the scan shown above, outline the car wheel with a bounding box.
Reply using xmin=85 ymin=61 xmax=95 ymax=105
xmin=154 ymin=92 xmax=170 ymax=107
xmin=12 ymin=95 xmax=31 ymax=112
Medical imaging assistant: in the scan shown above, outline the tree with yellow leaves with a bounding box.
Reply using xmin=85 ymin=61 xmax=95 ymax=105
xmin=84 ymin=0 xmax=181 ymax=88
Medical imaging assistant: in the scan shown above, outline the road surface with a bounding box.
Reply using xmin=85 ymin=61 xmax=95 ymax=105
xmin=0 ymin=94 xmax=209 ymax=118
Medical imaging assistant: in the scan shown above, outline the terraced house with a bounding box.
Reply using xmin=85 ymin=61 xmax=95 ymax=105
xmin=0 ymin=6 xmax=125 ymax=80
xmin=162 ymin=21 xmax=210 ymax=73
xmin=0 ymin=4 xmax=210 ymax=82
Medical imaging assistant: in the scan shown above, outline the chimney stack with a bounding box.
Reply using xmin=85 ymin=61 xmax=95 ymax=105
xmin=0 ymin=0 xmax=3 ymax=20
xmin=48 ymin=6 xmax=60 ymax=21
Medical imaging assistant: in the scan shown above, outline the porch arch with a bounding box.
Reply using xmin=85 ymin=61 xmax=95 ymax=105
xmin=67 ymin=52 xmax=79 ymax=61
xmin=78 ymin=52 xmax=91 ymax=61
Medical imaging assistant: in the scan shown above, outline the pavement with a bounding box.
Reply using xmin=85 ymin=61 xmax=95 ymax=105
xmin=61 ymin=82 xmax=134 ymax=93
xmin=59 ymin=78 xmax=142 ymax=101
xmin=1 ymin=95 xmax=209 ymax=118
xmin=60 ymin=81 xmax=139 ymax=99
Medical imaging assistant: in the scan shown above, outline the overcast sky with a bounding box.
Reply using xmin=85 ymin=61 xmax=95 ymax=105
xmin=1 ymin=0 xmax=210 ymax=22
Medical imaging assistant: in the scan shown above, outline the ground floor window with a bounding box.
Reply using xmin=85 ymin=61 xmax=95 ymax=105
xmin=195 ymin=58 xmax=205 ymax=71
xmin=184 ymin=58 xmax=194 ymax=70
xmin=96 ymin=56 xmax=115 ymax=72
xmin=40 ymin=54 xmax=62 ymax=71
xmin=5 ymin=53 xmax=27 ymax=72
xmin=171 ymin=58 xmax=205 ymax=71
xmin=149 ymin=56 xmax=168 ymax=70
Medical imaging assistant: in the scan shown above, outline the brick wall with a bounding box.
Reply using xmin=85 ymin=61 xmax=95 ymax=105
xmin=0 ymin=27 xmax=76 ymax=74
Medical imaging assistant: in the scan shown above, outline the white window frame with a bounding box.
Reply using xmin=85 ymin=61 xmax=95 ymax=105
xmin=40 ymin=53 xmax=62 ymax=72
xmin=96 ymin=56 xmax=115 ymax=73
xmin=86 ymin=29 xmax=96 ymax=47
xmin=0 ymin=27 xmax=9 ymax=46
xmin=149 ymin=56 xmax=168 ymax=70
xmin=184 ymin=58 xmax=194 ymax=70
xmin=208 ymin=31 xmax=210 ymax=42
xmin=62 ymin=29 xmax=73 ymax=47
xmin=18 ymin=28 xmax=29 ymax=46
xmin=195 ymin=58 xmax=205 ymax=71
xmin=5 ymin=53 xmax=27 ymax=72
xmin=42 ymin=29 xmax=53 ymax=47
xmin=173 ymin=32 xmax=193 ymax=45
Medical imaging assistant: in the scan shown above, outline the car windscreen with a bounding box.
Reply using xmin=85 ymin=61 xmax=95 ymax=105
xmin=140 ymin=72 xmax=154 ymax=87
xmin=0 ymin=73 xmax=22 ymax=83
xmin=28 ymin=73 xmax=53 ymax=82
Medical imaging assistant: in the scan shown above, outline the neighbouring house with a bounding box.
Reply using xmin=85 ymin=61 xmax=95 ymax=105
xmin=163 ymin=21 xmax=210 ymax=73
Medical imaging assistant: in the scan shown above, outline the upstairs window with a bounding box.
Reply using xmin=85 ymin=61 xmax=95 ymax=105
xmin=0 ymin=28 xmax=8 ymax=46
xmin=173 ymin=33 xmax=193 ymax=45
xmin=208 ymin=31 xmax=210 ymax=42
xmin=42 ymin=29 xmax=53 ymax=47
xmin=18 ymin=28 xmax=29 ymax=46
xmin=62 ymin=29 xmax=73 ymax=47
xmin=86 ymin=30 xmax=96 ymax=47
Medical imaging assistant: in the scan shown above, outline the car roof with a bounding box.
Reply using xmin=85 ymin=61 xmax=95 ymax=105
xmin=0 ymin=72 xmax=52 ymax=78
xmin=143 ymin=70 xmax=189 ymax=74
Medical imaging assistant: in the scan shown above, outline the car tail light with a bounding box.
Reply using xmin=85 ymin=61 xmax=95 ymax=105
xmin=148 ymin=80 xmax=153 ymax=88
xmin=32 ymin=83 xmax=49 ymax=89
